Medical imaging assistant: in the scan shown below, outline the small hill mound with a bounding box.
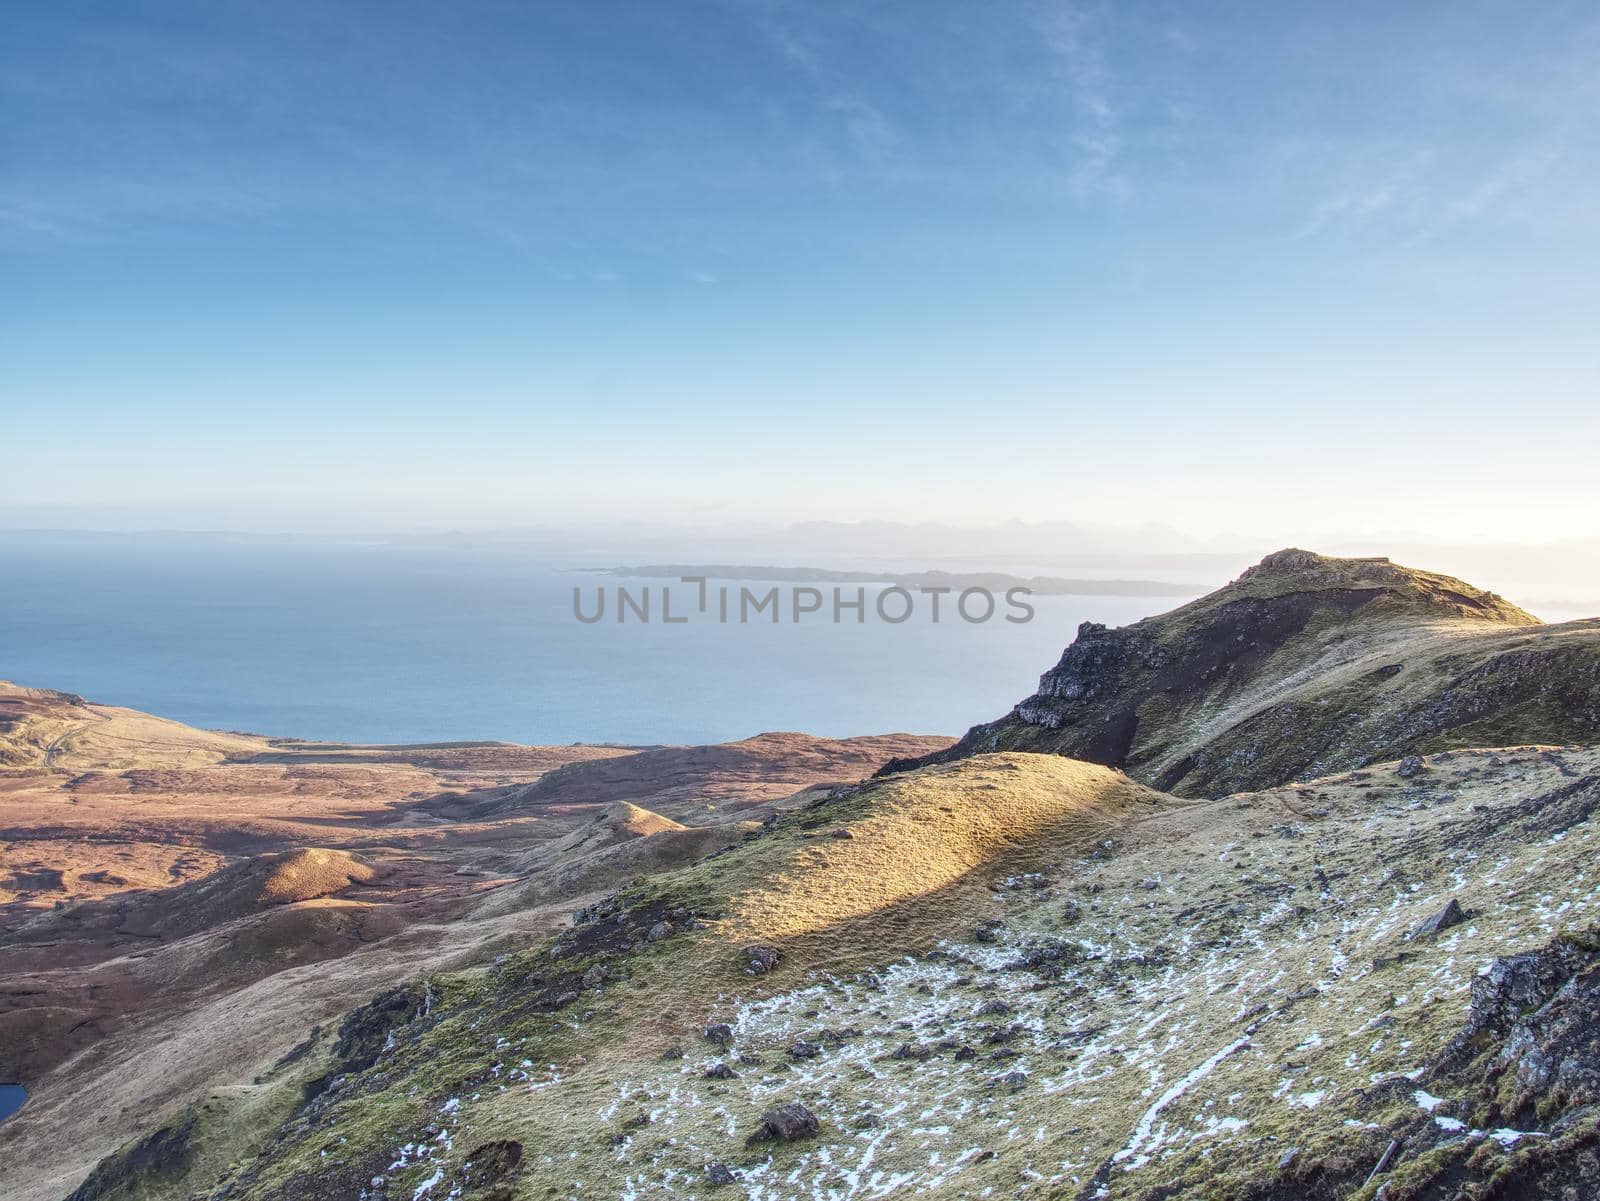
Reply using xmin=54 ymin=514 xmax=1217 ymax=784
xmin=886 ymin=549 xmax=1599 ymax=796
xmin=601 ymin=800 xmax=686 ymax=839
xmin=8 ymin=849 xmax=384 ymax=944
xmin=252 ymin=849 xmax=381 ymax=906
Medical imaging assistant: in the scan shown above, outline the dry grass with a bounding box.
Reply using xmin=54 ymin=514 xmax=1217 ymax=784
xmin=723 ymin=754 xmax=1176 ymax=948
xmin=605 ymin=801 xmax=688 ymax=838
xmin=255 ymin=848 xmax=380 ymax=905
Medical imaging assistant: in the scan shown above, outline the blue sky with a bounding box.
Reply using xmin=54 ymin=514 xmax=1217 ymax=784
xmin=4 ymin=1 xmax=1598 ymax=541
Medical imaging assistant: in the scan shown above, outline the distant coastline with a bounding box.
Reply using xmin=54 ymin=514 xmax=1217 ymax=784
xmin=598 ymin=564 xmax=1201 ymax=598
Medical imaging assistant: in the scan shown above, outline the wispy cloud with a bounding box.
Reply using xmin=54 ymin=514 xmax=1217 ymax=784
xmin=1294 ymin=152 xmax=1433 ymax=240
xmin=0 ymin=200 xmax=89 ymax=243
xmin=1032 ymin=2 xmax=1129 ymax=198
xmin=728 ymin=0 xmax=905 ymax=176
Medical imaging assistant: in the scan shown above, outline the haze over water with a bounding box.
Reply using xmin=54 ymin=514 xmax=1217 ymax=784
xmin=0 ymin=534 xmax=1197 ymax=746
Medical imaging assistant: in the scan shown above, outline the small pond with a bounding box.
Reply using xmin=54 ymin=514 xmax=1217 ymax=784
xmin=0 ymin=1083 xmax=25 ymax=1122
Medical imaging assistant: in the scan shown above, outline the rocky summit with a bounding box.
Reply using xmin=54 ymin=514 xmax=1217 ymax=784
xmin=882 ymin=549 xmax=1600 ymax=796
xmin=7 ymin=551 xmax=1600 ymax=1201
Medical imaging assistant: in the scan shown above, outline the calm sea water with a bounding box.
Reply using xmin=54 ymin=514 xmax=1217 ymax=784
xmin=0 ymin=535 xmax=1199 ymax=746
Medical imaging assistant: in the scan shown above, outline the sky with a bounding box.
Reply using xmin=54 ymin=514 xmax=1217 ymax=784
xmin=4 ymin=0 xmax=1599 ymax=544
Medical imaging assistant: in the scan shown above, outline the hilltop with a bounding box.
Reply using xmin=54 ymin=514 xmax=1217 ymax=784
xmin=882 ymin=549 xmax=1600 ymax=795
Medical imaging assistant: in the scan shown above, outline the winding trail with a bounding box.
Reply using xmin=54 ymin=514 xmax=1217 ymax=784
xmin=42 ymin=725 xmax=87 ymax=770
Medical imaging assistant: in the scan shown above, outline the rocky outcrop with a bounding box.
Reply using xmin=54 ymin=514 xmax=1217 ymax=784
xmin=883 ymin=549 xmax=1599 ymax=796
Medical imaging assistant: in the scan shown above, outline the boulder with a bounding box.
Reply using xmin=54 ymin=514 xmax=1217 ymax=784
xmin=746 ymin=1101 xmax=819 ymax=1145
xmin=1410 ymin=898 xmax=1466 ymax=940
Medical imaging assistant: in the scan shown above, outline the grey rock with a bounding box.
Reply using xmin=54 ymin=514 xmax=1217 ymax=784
xmin=1397 ymin=755 xmax=1427 ymax=779
xmin=1410 ymin=898 xmax=1466 ymax=939
xmin=743 ymin=945 xmax=781 ymax=975
xmin=747 ymin=1101 xmax=820 ymax=1145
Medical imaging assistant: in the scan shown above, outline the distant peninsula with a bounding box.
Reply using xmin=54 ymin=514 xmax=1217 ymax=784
xmin=596 ymin=564 xmax=1202 ymax=598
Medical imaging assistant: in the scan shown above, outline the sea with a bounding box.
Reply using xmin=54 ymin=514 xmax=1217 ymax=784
xmin=0 ymin=533 xmax=1219 ymax=746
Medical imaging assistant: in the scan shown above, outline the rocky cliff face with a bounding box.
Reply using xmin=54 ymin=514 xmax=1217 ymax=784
xmin=883 ymin=549 xmax=1599 ymax=796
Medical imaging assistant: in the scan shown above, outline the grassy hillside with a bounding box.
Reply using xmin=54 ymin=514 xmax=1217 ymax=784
xmin=63 ymin=743 xmax=1600 ymax=1201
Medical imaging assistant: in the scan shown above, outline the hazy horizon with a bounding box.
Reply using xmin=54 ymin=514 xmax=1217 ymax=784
xmin=3 ymin=521 xmax=1598 ymax=619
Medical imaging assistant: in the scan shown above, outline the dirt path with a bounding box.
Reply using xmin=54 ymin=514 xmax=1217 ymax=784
xmin=42 ymin=725 xmax=87 ymax=770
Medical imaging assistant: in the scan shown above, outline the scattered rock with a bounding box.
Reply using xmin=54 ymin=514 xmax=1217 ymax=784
xmin=746 ymin=1101 xmax=819 ymax=1145
xmin=974 ymin=919 xmax=1004 ymax=944
xmin=787 ymin=1039 xmax=822 ymax=1060
xmin=1397 ymin=755 xmax=1428 ymax=779
xmin=742 ymin=945 xmax=780 ymax=975
xmin=983 ymin=1022 xmax=1025 ymax=1045
xmin=1410 ymin=898 xmax=1467 ymax=940
xmin=1006 ymin=937 xmax=1087 ymax=970
xmin=704 ymin=1062 xmax=737 ymax=1080
xmin=647 ymin=921 xmax=673 ymax=942
xmin=703 ymin=1023 xmax=734 ymax=1047
xmin=831 ymin=827 xmax=854 ymax=840
xmin=705 ymin=1162 xmax=737 ymax=1185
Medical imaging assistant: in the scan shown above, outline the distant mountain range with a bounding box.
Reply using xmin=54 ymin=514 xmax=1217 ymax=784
xmin=600 ymin=564 xmax=1202 ymax=598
